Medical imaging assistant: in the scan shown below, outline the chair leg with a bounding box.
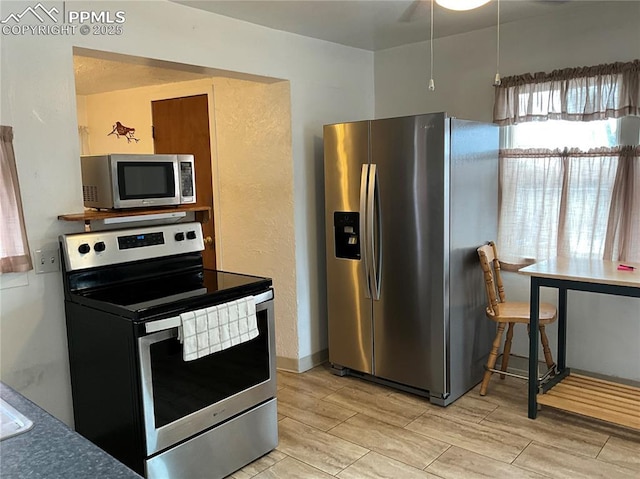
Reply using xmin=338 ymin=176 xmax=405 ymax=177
xmin=480 ymin=323 xmax=506 ymax=396
xmin=500 ymin=322 xmax=515 ymax=379
xmin=539 ymin=325 xmax=556 ymax=371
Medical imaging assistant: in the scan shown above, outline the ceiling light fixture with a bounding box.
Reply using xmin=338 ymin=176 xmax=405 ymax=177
xmin=435 ymin=0 xmax=491 ymax=11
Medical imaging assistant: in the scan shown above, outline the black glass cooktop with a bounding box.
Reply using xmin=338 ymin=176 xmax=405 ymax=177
xmin=69 ymin=269 xmax=272 ymax=320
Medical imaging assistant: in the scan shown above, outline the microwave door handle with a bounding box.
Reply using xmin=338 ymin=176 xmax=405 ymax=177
xmin=173 ymin=161 xmax=180 ymax=198
xmin=360 ymin=164 xmax=371 ymax=298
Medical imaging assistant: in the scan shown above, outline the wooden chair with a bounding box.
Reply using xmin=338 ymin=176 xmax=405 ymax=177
xmin=477 ymin=241 xmax=557 ymax=396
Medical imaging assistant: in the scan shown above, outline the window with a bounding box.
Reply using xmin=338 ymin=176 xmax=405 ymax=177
xmin=494 ymin=61 xmax=640 ymax=262
xmin=498 ymin=143 xmax=622 ymax=261
xmin=503 ymin=118 xmax=621 ymax=150
xmin=1 ymin=126 xmax=32 ymax=273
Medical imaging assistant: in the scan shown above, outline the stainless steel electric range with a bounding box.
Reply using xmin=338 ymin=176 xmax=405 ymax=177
xmin=60 ymin=222 xmax=277 ymax=479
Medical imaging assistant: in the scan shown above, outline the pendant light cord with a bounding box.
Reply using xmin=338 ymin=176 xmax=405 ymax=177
xmin=494 ymin=0 xmax=501 ymax=85
xmin=429 ymin=0 xmax=435 ymax=91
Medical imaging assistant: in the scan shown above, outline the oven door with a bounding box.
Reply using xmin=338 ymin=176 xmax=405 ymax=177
xmin=138 ymin=291 xmax=276 ymax=456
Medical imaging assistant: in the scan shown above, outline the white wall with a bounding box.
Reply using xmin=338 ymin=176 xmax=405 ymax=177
xmin=375 ymin=1 xmax=640 ymax=380
xmin=0 ymin=0 xmax=373 ymax=424
xmin=376 ymin=2 xmax=640 ymax=122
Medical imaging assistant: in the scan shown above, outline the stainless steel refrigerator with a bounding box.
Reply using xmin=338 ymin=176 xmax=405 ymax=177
xmin=323 ymin=112 xmax=498 ymax=406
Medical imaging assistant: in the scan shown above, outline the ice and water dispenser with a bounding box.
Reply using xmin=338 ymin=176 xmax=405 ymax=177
xmin=334 ymin=212 xmax=360 ymax=260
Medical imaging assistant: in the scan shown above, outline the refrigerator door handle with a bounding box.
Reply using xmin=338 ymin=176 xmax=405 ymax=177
xmin=367 ymin=164 xmax=382 ymax=300
xmin=373 ymin=165 xmax=382 ymax=299
xmin=360 ymin=164 xmax=371 ymax=298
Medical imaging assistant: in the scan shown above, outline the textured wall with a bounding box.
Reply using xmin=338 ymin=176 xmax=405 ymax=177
xmin=212 ymin=79 xmax=297 ymax=358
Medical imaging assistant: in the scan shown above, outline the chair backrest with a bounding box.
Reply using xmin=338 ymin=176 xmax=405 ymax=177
xmin=477 ymin=241 xmax=506 ymax=317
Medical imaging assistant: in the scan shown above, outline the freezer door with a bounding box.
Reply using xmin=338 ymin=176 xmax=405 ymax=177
xmin=370 ymin=113 xmax=448 ymax=393
xmin=323 ymin=121 xmax=374 ymax=374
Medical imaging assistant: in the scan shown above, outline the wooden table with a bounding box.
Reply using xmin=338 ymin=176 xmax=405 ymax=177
xmin=519 ymin=258 xmax=640 ymax=429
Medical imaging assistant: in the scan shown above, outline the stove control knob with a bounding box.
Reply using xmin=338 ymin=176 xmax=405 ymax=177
xmin=94 ymin=241 xmax=106 ymax=253
xmin=175 ymin=232 xmax=185 ymax=241
xmin=186 ymin=231 xmax=197 ymax=240
xmin=78 ymin=243 xmax=91 ymax=254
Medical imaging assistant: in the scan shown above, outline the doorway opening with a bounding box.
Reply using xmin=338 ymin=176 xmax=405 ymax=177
xmin=72 ymin=48 xmax=293 ymax=277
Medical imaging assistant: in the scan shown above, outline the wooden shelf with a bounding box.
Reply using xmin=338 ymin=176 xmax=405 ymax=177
xmin=58 ymin=205 xmax=211 ymax=229
xmin=537 ymin=373 xmax=640 ymax=430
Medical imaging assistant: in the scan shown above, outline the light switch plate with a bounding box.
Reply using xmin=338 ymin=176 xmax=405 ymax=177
xmin=34 ymin=248 xmax=60 ymax=274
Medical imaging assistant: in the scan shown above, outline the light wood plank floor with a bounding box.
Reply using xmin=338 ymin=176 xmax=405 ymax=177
xmin=231 ymin=364 xmax=640 ymax=479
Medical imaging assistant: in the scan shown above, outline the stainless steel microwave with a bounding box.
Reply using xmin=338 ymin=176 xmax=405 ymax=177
xmin=81 ymin=154 xmax=196 ymax=209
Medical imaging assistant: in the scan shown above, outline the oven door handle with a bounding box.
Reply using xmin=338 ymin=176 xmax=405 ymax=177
xmin=144 ymin=289 xmax=274 ymax=334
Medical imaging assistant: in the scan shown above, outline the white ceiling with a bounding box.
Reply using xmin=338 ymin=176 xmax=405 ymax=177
xmin=74 ymin=0 xmax=597 ymax=95
xmin=172 ymin=0 xmax=591 ymax=51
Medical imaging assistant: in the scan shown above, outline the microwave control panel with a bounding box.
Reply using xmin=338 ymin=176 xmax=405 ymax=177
xmin=180 ymin=161 xmax=194 ymax=197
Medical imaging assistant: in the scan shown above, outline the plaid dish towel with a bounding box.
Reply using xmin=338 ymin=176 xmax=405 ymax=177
xmin=179 ymin=296 xmax=258 ymax=361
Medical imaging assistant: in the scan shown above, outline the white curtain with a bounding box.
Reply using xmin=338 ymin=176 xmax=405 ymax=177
xmin=604 ymin=146 xmax=640 ymax=262
xmin=494 ymin=60 xmax=639 ymax=126
xmin=498 ymin=149 xmax=563 ymax=260
xmin=498 ymin=147 xmax=640 ymax=262
xmin=0 ymin=125 xmax=32 ymax=273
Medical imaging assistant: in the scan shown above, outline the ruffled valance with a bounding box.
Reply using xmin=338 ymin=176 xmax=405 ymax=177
xmin=493 ymin=60 xmax=640 ymax=125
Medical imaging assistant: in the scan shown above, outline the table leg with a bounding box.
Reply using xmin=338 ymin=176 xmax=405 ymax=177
xmin=558 ymin=287 xmax=567 ymax=371
xmin=528 ymin=277 xmax=540 ymax=419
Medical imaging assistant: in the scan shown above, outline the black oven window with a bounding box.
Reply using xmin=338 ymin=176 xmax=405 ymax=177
xmin=149 ymin=310 xmax=270 ymax=428
xmin=118 ymin=162 xmax=175 ymax=199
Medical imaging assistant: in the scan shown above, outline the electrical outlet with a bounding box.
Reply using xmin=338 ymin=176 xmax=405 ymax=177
xmin=34 ymin=248 xmax=60 ymax=274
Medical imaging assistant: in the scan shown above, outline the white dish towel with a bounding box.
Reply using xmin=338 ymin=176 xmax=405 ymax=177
xmin=179 ymin=295 xmax=258 ymax=361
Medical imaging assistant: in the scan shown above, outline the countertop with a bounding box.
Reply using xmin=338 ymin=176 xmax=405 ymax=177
xmin=0 ymin=382 xmax=143 ymax=479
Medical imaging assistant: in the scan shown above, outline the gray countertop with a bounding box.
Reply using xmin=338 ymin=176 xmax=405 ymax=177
xmin=0 ymin=382 xmax=143 ymax=479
